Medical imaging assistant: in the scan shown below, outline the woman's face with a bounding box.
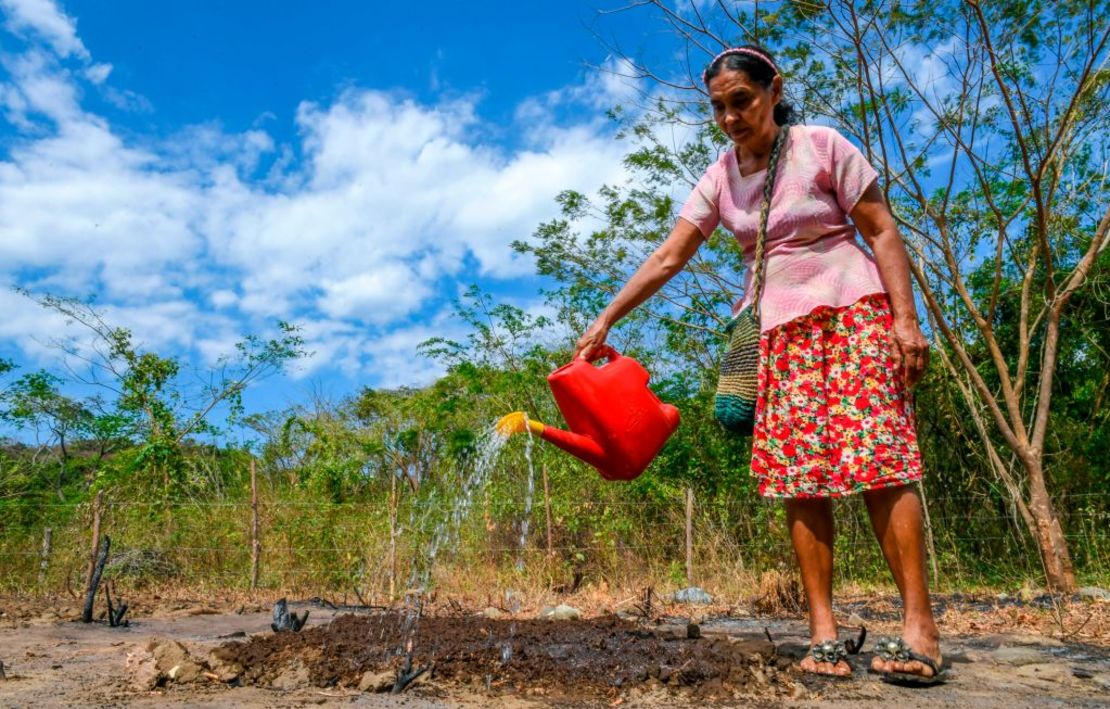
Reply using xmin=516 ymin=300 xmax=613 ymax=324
xmin=707 ymin=67 xmax=782 ymax=151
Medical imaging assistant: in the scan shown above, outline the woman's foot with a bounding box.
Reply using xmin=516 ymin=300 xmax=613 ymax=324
xmin=800 ymin=639 xmax=852 ymax=677
xmin=870 ymin=625 xmax=942 ymax=679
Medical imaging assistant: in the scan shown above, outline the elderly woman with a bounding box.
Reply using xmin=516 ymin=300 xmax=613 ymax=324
xmin=573 ymin=45 xmax=943 ymax=684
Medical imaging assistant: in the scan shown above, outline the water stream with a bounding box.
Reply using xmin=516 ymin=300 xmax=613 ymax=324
xmin=516 ymin=414 xmax=536 ymax=570
xmin=394 ymin=416 xmax=537 ymax=669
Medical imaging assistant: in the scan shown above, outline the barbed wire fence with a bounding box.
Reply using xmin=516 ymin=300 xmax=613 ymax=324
xmin=2 ymin=486 xmax=1107 ymax=600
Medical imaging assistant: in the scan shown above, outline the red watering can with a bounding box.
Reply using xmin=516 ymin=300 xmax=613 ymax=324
xmin=496 ymin=346 xmax=680 ymax=481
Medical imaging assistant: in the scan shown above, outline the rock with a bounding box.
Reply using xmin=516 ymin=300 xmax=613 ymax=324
xmin=358 ymin=669 xmax=395 ymax=692
xmin=1077 ymin=586 xmax=1110 ymax=601
xmin=206 ymin=649 xmax=243 ymax=682
xmin=728 ymin=638 xmax=776 ymax=660
xmin=1093 ymin=674 xmax=1110 ymax=691
xmin=686 ymin=623 xmax=701 ymax=639
xmin=670 ymin=587 xmax=713 ymax=605
xmin=126 ymin=651 xmax=161 ymax=691
xmin=539 ymin=604 xmax=581 ymax=621
xmin=481 ymin=607 xmax=506 ymax=620
xmin=270 ymin=659 xmax=311 ymax=690
xmin=845 ymin=613 xmax=865 ymax=627
xmin=992 ymin=646 xmax=1044 ymax=666
xmin=148 ymin=638 xmax=203 ymax=684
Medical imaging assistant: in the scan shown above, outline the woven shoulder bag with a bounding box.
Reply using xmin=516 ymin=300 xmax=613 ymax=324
xmin=714 ymin=126 xmax=789 ymax=435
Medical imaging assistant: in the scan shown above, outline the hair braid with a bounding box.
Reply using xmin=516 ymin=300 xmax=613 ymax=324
xmin=750 ymin=126 xmax=789 ymax=320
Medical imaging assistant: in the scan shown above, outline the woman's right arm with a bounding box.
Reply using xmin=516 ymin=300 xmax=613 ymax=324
xmin=573 ymin=218 xmax=707 ymax=360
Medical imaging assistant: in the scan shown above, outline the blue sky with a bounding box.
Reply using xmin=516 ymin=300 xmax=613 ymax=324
xmin=0 ymin=0 xmax=679 ymax=422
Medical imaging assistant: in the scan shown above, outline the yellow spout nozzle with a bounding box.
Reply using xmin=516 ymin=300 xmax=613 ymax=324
xmin=496 ymin=411 xmax=545 ymax=437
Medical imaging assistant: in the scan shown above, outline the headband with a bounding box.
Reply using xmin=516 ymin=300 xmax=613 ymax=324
xmin=702 ymin=47 xmax=778 ymax=84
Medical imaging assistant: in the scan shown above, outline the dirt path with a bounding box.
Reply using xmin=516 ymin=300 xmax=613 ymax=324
xmin=0 ymin=598 xmax=1107 ymax=707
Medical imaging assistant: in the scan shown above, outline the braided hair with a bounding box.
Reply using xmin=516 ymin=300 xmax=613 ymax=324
xmin=749 ymin=124 xmax=789 ymax=318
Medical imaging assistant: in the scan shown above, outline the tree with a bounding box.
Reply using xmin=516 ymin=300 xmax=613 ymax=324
xmin=20 ymin=292 xmax=307 ymax=501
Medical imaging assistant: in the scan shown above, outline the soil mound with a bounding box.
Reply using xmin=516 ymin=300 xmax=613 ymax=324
xmin=219 ymin=612 xmax=797 ymax=701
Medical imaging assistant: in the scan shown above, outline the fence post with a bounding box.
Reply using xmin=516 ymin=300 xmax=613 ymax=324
xmin=38 ymin=527 xmax=52 ymax=587
xmin=83 ymin=491 xmax=104 ymax=598
xmin=542 ymin=464 xmax=554 ymax=557
xmin=250 ymin=459 xmax=261 ymax=591
xmin=685 ymin=487 xmax=695 ymax=584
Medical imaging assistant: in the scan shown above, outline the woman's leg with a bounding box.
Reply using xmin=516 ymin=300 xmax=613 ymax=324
xmin=786 ymin=497 xmax=851 ymax=676
xmin=863 ymin=484 xmax=941 ymax=676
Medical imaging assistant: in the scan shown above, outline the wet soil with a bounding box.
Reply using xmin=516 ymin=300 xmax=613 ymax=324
xmin=1 ymin=593 xmax=1109 ymax=706
xmin=220 ymin=612 xmax=792 ymax=702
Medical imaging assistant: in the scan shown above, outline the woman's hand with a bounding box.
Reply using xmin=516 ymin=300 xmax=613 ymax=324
xmin=890 ymin=316 xmax=929 ymax=388
xmin=574 ymin=319 xmax=611 ymax=361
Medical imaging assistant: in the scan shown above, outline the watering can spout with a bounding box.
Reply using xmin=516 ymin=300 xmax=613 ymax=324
xmin=495 ymin=411 xmax=607 ymax=469
xmin=495 ymin=411 xmax=544 ymax=437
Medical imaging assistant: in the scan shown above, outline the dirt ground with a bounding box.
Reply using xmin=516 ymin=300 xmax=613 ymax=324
xmin=0 ymin=592 xmax=1108 ymax=707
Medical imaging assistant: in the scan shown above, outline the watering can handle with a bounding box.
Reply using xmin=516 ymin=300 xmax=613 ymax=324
xmin=585 ymin=345 xmax=620 ymax=364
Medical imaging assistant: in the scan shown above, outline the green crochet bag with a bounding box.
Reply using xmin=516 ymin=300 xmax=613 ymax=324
xmin=714 ymin=126 xmax=789 ymax=435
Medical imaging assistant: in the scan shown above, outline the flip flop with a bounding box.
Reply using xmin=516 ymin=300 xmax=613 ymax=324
xmin=872 ymin=636 xmax=948 ymax=686
xmin=802 ymin=626 xmax=866 ymax=679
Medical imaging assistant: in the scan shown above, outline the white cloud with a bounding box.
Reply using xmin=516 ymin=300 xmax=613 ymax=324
xmin=0 ymin=2 xmax=636 ymax=389
xmin=1 ymin=0 xmax=88 ymax=60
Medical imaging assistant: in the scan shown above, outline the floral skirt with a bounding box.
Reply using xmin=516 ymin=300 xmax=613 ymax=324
xmin=750 ymin=293 xmax=923 ymax=498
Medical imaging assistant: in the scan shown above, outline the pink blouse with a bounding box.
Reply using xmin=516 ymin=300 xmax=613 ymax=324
xmin=679 ymin=125 xmax=887 ymax=333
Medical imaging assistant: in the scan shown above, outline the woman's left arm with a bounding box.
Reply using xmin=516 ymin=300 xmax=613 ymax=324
xmin=850 ymin=180 xmax=930 ymax=388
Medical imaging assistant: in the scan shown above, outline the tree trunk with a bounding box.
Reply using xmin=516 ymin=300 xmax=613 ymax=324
xmin=83 ymin=491 xmax=103 ymax=596
xmin=1024 ymin=460 xmax=1076 ymax=592
xmin=250 ymin=459 xmax=261 ymax=591
xmin=38 ymin=527 xmax=52 ymax=587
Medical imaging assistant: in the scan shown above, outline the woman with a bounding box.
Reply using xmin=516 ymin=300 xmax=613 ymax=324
xmin=574 ymin=45 xmax=943 ymax=683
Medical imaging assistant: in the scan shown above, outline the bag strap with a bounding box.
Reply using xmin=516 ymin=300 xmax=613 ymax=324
xmin=750 ymin=125 xmax=789 ymax=321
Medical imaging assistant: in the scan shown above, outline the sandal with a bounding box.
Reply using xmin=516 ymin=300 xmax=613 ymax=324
xmin=803 ymin=626 xmax=866 ymax=678
xmin=872 ymin=636 xmax=948 ymax=686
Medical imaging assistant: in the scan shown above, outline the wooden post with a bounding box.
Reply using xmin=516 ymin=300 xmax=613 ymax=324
xmin=38 ymin=527 xmax=52 ymax=587
xmin=542 ymin=464 xmax=554 ymax=557
xmin=685 ymin=487 xmax=694 ymax=584
xmin=388 ymin=471 xmax=397 ymax=600
xmin=250 ymin=459 xmax=261 ymax=591
xmin=83 ymin=491 xmax=104 ymax=597
xmin=82 ymin=535 xmax=110 ymax=623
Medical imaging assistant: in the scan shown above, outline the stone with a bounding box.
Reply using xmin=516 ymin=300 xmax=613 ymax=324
xmin=1077 ymin=586 xmax=1110 ymax=601
xmin=670 ymin=587 xmax=713 ymax=605
xmin=126 ymin=651 xmax=162 ymax=691
xmin=206 ymin=649 xmax=243 ymax=682
xmin=845 ymin=613 xmax=866 ymax=628
xmin=728 ymin=638 xmax=776 ymax=661
xmin=539 ymin=604 xmax=581 ymax=621
xmin=686 ymin=623 xmax=701 ymax=639
xmin=270 ymin=659 xmax=311 ymax=690
xmin=358 ymin=669 xmax=395 ymax=692
xmin=481 ymin=606 xmax=506 ymax=620
xmin=148 ymin=638 xmax=202 ymax=684
xmin=991 ymin=646 xmax=1044 ymax=666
